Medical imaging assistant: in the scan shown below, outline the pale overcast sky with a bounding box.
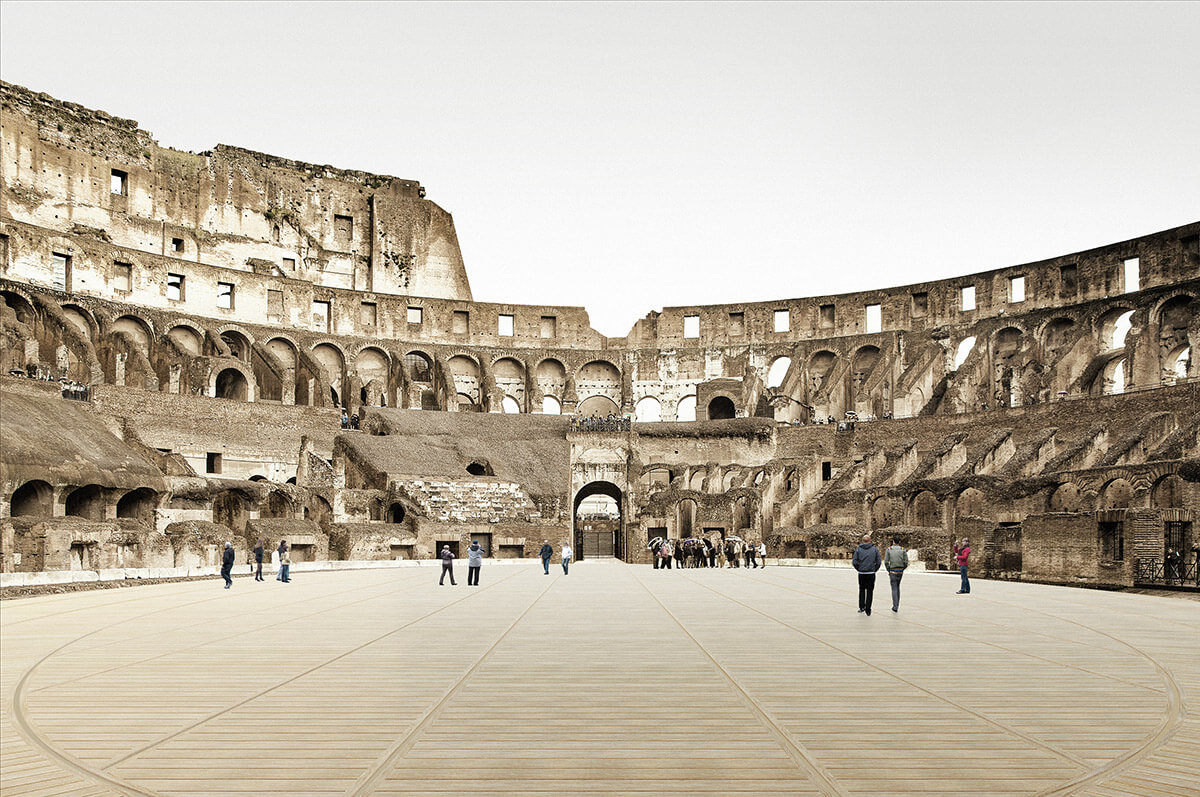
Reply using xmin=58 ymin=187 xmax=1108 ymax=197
xmin=2 ymin=2 xmax=1197 ymax=336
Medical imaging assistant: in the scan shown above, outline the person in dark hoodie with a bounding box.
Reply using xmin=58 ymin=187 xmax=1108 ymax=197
xmin=220 ymin=541 xmax=235 ymax=589
xmin=852 ymin=534 xmax=881 ymax=615
xmin=467 ymin=539 xmax=484 ymax=586
xmin=539 ymin=540 xmax=553 ymax=575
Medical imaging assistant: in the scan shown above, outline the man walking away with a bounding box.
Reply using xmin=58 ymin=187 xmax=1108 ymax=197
xmin=954 ymin=538 xmax=971 ymax=594
xmin=439 ymin=545 xmax=457 ymax=585
xmin=253 ymin=538 xmax=264 ymax=582
xmin=852 ymin=534 xmax=881 ymax=615
xmin=884 ymin=535 xmax=909 ymax=612
xmin=467 ymin=539 xmax=484 ymax=586
xmin=220 ymin=541 xmax=235 ymax=589
xmin=539 ymin=540 xmax=553 ymax=575
xmin=561 ymin=541 xmax=573 ymax=574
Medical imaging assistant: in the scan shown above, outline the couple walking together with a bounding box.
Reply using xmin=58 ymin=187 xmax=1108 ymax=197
xmin=539 ymin=540 xmax=573 ymax=574
xmin=852 ymin=534 xmax=909 ymax=615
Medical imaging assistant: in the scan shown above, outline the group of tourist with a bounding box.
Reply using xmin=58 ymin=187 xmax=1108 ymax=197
xmin=648 ymin=536 xmax=767 ymax=569
xmin=219 ymin=538 xmax=291 ymax=588
xmin=339 ymin=409 xmax=360 ymax=430
xmin=571 ymin=413 xmax=632 ymax=433
xmin=437 ymin=538 xmax=576 ymax=585
xmin=851 ymin=534 xmax=969 ymax=615
xmin=7 ymin=366 xmax=90 ymax=401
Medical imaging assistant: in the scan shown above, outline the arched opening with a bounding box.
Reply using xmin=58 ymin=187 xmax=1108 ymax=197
xmin=493 ymin=357 xmax=525 ymax=409
xmin=1099 ymin=309 xmax=1134 ymax=350
xmin=688 ymin=469 xmax=707 ymax=492
xmin=954 ymin=337 xmax=976 ymax=369
xmin=448 ymin=355 xmax=481 ymax=407
xmin=870 ymin=496 xmax=893 ymax=530
xmin=312 ymin=343 xmax=346 ymax=406
xmin=766 ymin=357 xmax=791 ymax=388
xmin=1049 ymin=482 xmax=1082 ymax=512
xmin=910 ymin=491 xmax=940 ymax=527
xmin=2 ymin=291 xmax=37 ymax=326
xmin=262 ymin=491 xmax=293 ymax=519
xmin=65 ymin=484 xmax=105 ymax=520
xmin=388 ymin=502 xmax=405 ymax=523
xmin=220 ymin=330 xmax=251 ymax=362
xmin=356 ymin=347 xmax=390 ymax=406
xmin=957 ymin=487 xmax=986 ymax=519
xmin=213 ymin=490 xmax=247 ymax=532
xmin=168 ymin=325 xmax=203 ymax=356
xmin=536 ymin=358 xmax=567 ymax=402
xmin=215 ymin=368 xmax=249 ymax=401
xmin=1100 ymin=357 xmax=1127 ymax=395
xmin=1101 ymin=479 xmax=1134 ymax=510
xmin=1041 ymin=317 xmax=1076 ymax=355
xmin=574 ymin=481 xmax=622 ymax=560
xmin=116 ymin=487 xmax=158 ymax=520
xmin=61 ymin=305 xmax=95 ymax=340
xmin=466 ymin=461 xmax=492 ymax=476
xmin=807 ymin=351 xmax=837 ymax=393
xmin=577 ymin=394 xmax=620 ymax=417
xmin=676 ymin=395 xmax=697 ymax=422
xmin=111 ymin=316 xmax=152 ymax=353
xmin=541 ymin=395 xmax=562 ymax=415
xmin=456 ymin=392 xmax=480 ymax=412
xmin=1168 ymin=345 xmax=1191 ymax=381
xmin=677 ymin=498 xmax=697 ymax=538
xmin=405 ymin=350 xmax=433 ymax=383
xmin=707 ymin=396 xmax=735 ymax=420
xmin=10 ymin=480 xmax=52 ymax=517
xmin=501 ymin=395 xmax=521 ymax=414
xmin=635 ymin=396 xmax=661 ymax=422
xmin=1151 ymin=475 xmax=1184 ymax=508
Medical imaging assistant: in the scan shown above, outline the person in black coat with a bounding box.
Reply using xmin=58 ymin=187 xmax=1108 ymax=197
xmin=220 ymin=542 xmax=235 ymax=589
xmin=539 ymin=540 xmax=553 ymax=575
xmin=253 ymin=539 xmax=264 ymax=581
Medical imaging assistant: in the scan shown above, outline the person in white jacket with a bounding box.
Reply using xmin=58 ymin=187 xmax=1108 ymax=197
xmin=561 ymin=542 xmax=573 ymax=575
xmin=757 ymin=541 xmax=767 ymax=568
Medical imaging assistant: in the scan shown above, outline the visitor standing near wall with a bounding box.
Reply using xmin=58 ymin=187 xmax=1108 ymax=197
xmin=757 ymin=540 xmax=767 ymax=567
xmin=539 ymin=540 xmax=553 ymax=575
xmin=954 ymin=538 xmax=971 ymax=594
xmin=852 ymin=534 xmax=881 ymax=616
xmin=276 ymin=540 xmax=286 ymax=581
xmin=253 ymin=539 xmax=264 ymax=582
xmin=562 ymin=541 xmax=573 ymax=575
xmin=661 ymin=539 xmax=673 ymax=570
xmin=278 ymin=541 xmax=291 ymax=583
xmin=439 ymin=545 xmax=457 ymax=585
xmin=220 ymin=541 xmax=235 ymax=589
xmin=884 ymin=535 xmax=909 ymax=612
xmin=467 ymin=540 xmax=483 ymax=586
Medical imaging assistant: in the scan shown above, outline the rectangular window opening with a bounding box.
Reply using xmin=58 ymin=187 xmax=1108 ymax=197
xmin=266 ymin=289 xmax=283 ymax=317
xmin=821 ymin=461 xmax=832 ymax=481
xmin=360 ymin=301 xmax=377 ymax=328
xmin=1123 ymin=257 xmax=1139 ymax=293
xmin=540 ymin=315 xmax=557 ymax=338
xmin=729 ymin=312 xmax=745 ymax=336
xmin=911 ymin=292 xmax=928 ymax=318
xmin=1098 ymin=521 xmax=1124 ymax=561
xmin=206 ymin=452 xmax=222 ymax=474
xmin=819 ymin=304 xmax=835 ymax=329
xmin=452 ymin=310 xmax=469 ymax=334
xmin=282 ymin=257 xmax=296 ymax=270
xmin=167 ymin=272 xmax=185 ymax=302
xmin=961 ymin=285 xmax=976 ymax=311
xmin=217 ymin=282 xmax=235 ymax=310
xmin=110 ymin=169 xmax=128 ymax=195
xmin=312 ymin=300 xmax=331 ymax=332
xmin=51 ymin=252 xmax=71 ymax=291
xmin=334 ymin=214 xmax=353 ymax=244
xmin=1009 ymin=275 xmax=1026 ymax=303
xmin=170 ymin=237 xmax=184 ymax=253
xmin=774 ymin=309 xmax=790 ymax=333
xmin=1060 ymin=264 xmax=1078 ymax=298
xmin=407 ymin=306 xmax=423 ymax=324
xmin=865 ymin=303 xmax=882 ymax=333
xmin=114 ymin=262 xmax=132 ymax=292
xmin=683 ymin=314 xmax=700 ymax=339
xmin=498 ymin=314 xmax=514 ymax=337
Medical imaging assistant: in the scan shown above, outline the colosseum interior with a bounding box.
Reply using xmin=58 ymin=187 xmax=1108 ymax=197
xmin=1 ymin=79 xmax=1197 ymax=590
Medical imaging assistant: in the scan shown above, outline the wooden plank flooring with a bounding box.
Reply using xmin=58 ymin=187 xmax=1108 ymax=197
xmin=2 ymin=562 xmax=1197 ymax=796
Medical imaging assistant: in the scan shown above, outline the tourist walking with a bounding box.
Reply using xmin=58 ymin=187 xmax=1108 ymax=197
xmin=884 ymin=535 xmax=909 ymax=612
xmin=277 ymin=541 xmax=291 ymax=583
xmin=220 ymin=541 xmax=235 ymax=589
xmin=746 ymin=541 xmax=759 ymax=569
xmin=757 ymin=540 xmax=767 ymax=567
xmin=539 ymin=540 xmax=553 ymax=575
xmin=562 ymin=541 xmax=573 ymax=574
xmin=467 ymin=539 xmax=484 ymax=586
xmin=954 ymin=538 xmax=971 ymax=594
xmin=253 ymin=538 xmax=264 ymax=581
xmin=852 ymin=534 xmax=881 ymax=615
xmin=439 ymin=544 xmax=457 ymax=585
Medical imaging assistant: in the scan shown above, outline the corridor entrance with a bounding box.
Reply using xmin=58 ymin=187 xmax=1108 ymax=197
xmin=574 ymin=481 xmax=622 ymax=560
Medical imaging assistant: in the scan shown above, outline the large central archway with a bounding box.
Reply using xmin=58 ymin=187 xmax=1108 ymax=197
xmin=573 ymin=481 xmax=623 ymax=560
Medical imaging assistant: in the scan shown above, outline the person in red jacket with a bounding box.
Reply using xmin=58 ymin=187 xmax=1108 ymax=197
xmin=954 ymin=538 xmax=971 ymax=594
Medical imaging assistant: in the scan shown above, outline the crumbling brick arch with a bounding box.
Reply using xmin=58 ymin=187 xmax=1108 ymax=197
xmin=115 ymin=487 xmax=159 ymax=520
xmin=1048 ymin=482 xmax=1082 ymax=512
xmin=869 ymin=495 xmax=894 ymax=530
xmin=9 ymin=479 xmax=53 ymax=517
xmin=491 ymin=356 xmax=527 ymax=412
xmin=217 ymin=326 xmax=255 ymax=362
xmin=765 ymin=355 xmax=792 ymax=388
xmin=1100 ymin=478 xmax=1135 ymax=510
xmin=908 ymin=490 xmax=941 ymax=528
xmin=535 ymin=357 xmax=567 ymax=411
xmin=1096 ymin=306 xmax=1136 ymax=351
xmin=311 ymin=341 xmax=348 ymax=407
xmin=634 ymin=395 xmax=661 ymax=422
xmin=1038 ymin=316 xmax=1078 ymax=356
xmin=1152 ymin=294 xmax=1196 ymax=382
xmin=575 ymin=359 xmax=621 ymax=409
xmin=210 ymin=362 xmax=254 ymax=402
xmin=1151 ymin=473 xmax=1186 ymax=508
xmin=354 ymin=345 xmax=393 ymax=408
xmin=165 ymin=322 xmax=205 ymax=356
xmin=59 ymin=303 xmax=98 ymax=341
xmin=64 ymin=484 xmax=106 ymax=520
xmin=446 ymin=353 xmax=481 ymax=409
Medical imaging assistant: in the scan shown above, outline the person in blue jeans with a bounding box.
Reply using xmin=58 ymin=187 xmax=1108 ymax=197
xmin=954 ymin=538 xmax=971 ymax=593
xmin=561 ymin=542 xmax=573 ymax=574
xmin=539 ymin=540 xmax=553 ymax=575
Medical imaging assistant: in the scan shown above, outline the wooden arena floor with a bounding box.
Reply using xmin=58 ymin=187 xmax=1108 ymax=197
xmin=2 ymin=561 xmax=1197 ymax=796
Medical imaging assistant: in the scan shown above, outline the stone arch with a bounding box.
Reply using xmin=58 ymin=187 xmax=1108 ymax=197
xmin=870 ymin=496 xmax=893 ymax=530
xmin=541 ymin=395 xmax=562 ymax=415
xmin=676 ymin=395 xmax=697 ymax=422
xmin=355 ymin=346 xmax=391 ymax=407
xmin=807 ymin=350 xmax=838 ymax=391
xmin=956 ymin=487 xmax=986 ymax=519
xmin=688 ymin=469 xmax=707 ymax=491
xmin=707 ymin=395 xmax=736 ymax=420
xmin=994 ymin=327 xmax=1023 ymax=359
xmin=214 ymin=366 xmax=251 ymax=401
xmin=577 ymin=394 xmax=620 ymax=416
xmin=850 ymin=345 xmax=881 ymax=412
xmin=65 ymin=484 xmax=105 ymax=520
xmin=953 ymin=337 xmax=977 ymax=369
xmin=501 ymin=395 xmax=521 ymax=414
xmin=909 ymin=490 xmax=940 ymax=527
xmin=167 ymin=324 xmax=204 ymax=356
xmin=116 ymin=487 xmax=159 ymax=520
xmin=733 ymin=496 xmax=751 ymax=531
xmin=1166 ymin=344 xmax=1192 ymax=381
xmin=312 ymin=342 xmax=347 ymax=405
xmin=60 ymin=304 xmax=97 ymax=340
xmin=1097 ymin=355 xmax=1128 ymax=395
xmin=220 ymin=329 xmax=252 ymax=362
xmin=266 ymin=336 xmax=299 ymax=368
xmin=1040 ymin=317 xmax=1077 ymax=356
xmin=493 ymin=357 xmax=526 ymax=411
xmin=1 ymin=290 xmax=37 ymax=326
xmin=110 ymin=314 xmax=152 ymax=353
xmin=1049 ymin=482 xmax=1082 ymax=512
xmin=1151 ymin=474 xmax=1185 ymax=508
xmin=1098 ymin=308 xmax=1135 ymax=350
xmin=10 ymin=480 xmax=53 ymax=517
xmin=1100 ymin=478 xmax=1134 ymax=510
xmin=576 ymin=360 xmax=621 ymax=406
xmin=404 ymin=350 xmax=434 ymax=383
xmin=447 ymin=354 xmax=481 ymax=407
xmin=213 ymin=490 xmax=248 ymax=532
xmin=766 ymin=356 xmax=791 ymax=388
xmin=388 ymin=502 xmax=406 ymax=523
xmin=573 ymin=480 xmax=623 ymax=560
xmin=261 ymin=491 xmax=293 ymax=519
xmin=305 ymin=494 xmax=333 ymax=529
xmin=635 ymin=396 xmax=661 ymax=422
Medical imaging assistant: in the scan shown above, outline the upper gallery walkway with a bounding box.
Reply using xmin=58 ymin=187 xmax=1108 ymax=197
xmin=1 ymin=562 xmax=1197 ymax=796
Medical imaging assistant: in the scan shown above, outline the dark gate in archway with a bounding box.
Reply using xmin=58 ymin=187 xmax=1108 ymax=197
xmin=574 ymin=481 xmax=623 ymax=560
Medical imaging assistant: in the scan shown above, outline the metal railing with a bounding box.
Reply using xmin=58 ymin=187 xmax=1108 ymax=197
xmin=1135 ymin=557 xmax=1199 ymax=587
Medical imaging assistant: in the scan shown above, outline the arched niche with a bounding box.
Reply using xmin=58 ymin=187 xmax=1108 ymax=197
xmin=577 ymin=394 xmax=620 ymax=417
xmin=10 ymin=480 xmax=53 ymax=517
xmin=65 ymin=484 xmax=105 ymax=520
xmin=220 ymin=330 xmax=252 ymax=361
xmin=168 ymin=325 xmax=203 ymax=356
xmin=957 ymin=487 xmax=985 ymax=518
xmin=1100 ymin=478 xmax=1134 ymax=510
xmin=111 ymin=315 xmax=152 ymax=353
xmin=404 ymin=350 xmax=433 ymax=383
xmin=541 ymin=395 xmax=562 ymax=415
xmin=116 ymin=487 xmax=158 ymax=520
xmin=61 ymin=305 xmax=95 ymax=340
xmin=215 ymin=368 xmax=249 ymax=401
xmin=676 ymin=395 xmax=697 ymax=422
xmin=1049 ymin=482 xmax=1081 ymax=512
xmin=707 ymin=396 xmax=735 ymax=420
xmin=635 ymin=396 xmax=661 ymax=422
xmin=910 ymin=491 xmax=940 ymax=527
xmin=1151 ymin=474 xmax=1185 ymax=508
